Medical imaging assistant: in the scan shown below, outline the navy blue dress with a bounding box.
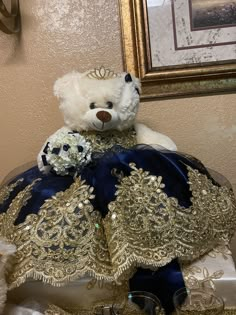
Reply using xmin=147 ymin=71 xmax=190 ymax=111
xmin=0 ymin=129 xmax=235 ymax=314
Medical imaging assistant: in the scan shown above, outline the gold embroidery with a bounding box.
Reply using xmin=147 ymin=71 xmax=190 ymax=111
xmin=0 ymin=179 xmax=40 ymax=236
xmin=33 ymin=302 xmax=236 ymax=315
xmin=103 ymin=164 xmax=236 ymax=280
xmin=45 ymin=304 xmax=72 ymax=315
xmin=0 ymin=179 xmax=23 ymax=205
xmin=42 ymin=303 xmax=236 ymax=315
xmin=4 ymin=177 xmax=113 ymax=289
xmin=44 ymin=303 xmax=149 ymax=315
xmin=43 ymin=280 xmax=129 ymax=314
xmin=80 ymin=128 xmax=137 ymax=152
xmin=199 ymin=245 xmax=231 ymax=262
xmin=1 ymin=163 xmax=235 ymax=289
xmin=182 ymin=264 xmax=224 ymax=292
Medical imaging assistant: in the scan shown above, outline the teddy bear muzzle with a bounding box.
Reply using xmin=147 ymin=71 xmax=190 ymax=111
xmin=96 ymin=110 xmax=112 ymax=123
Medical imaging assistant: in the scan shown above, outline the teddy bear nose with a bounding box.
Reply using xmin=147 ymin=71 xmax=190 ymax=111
xmin=96 ymin=110 xmax=112 ymax=123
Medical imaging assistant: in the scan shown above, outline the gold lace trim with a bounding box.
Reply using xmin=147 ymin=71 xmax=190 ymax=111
xmin=0 ymin=164 xmax=235 ymax=288
xmin=1 ymin=177 xmax=114 ymax=289
xmin=0 ymin=179 xmax=40 ymax=235
xmin=0 ymin=179 xmax=23 ymax=205
xmin=199 ymin=245 xmax=231 ymax=262
xmin=181 ymin=246 xmax=232 ymax=302
xmin=43 ymin=280 xmax=129 ymax=314
xmin=44 ymin=304 xmax=236 ymax=315
xmin=44 ymin=302 xmax=150 ymax=315
xmin=80 ymin=128 xmax=137 ymax=152
xmin=45 ymin=304 xmax=71 ymax=315
xmin=182 ymin=263 xmax=224 ymax=292
xmin=103 ymin=164 xmax=236 ymax=280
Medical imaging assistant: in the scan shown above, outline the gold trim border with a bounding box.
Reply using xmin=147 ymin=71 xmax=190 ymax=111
xmin=119 ymin=0 xmax=236 ymax=100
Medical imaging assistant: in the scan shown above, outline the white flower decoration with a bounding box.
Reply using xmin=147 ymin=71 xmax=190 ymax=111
xmin=45 ymin=130 xmax=92 ymax=176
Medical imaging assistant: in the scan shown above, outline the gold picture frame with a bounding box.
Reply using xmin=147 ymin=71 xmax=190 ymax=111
xmin=119 ymin=0 xmax=236 ymax=100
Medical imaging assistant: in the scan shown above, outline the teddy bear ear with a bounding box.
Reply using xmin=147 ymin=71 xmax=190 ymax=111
xmin=133 ymin=76 xmax=141 ymax=95
xmin=124 ymin=72 xmax=141 ymax=95
xmin=53 ymin=71 xmax=82 ymax=99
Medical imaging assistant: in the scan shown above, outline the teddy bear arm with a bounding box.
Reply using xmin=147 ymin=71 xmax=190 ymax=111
xmin=135 ymin=123 xmax=177 ymax=151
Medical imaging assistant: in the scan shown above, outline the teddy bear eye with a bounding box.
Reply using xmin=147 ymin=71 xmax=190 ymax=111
xmin=89 ymin=102 xmax=96 ymax=109
xmin=106 ymin=101 xmax=113 ymax=109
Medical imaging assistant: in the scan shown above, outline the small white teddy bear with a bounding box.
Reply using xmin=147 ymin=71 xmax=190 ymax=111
xmin=38 ymin=67 xmax=177 ymax=175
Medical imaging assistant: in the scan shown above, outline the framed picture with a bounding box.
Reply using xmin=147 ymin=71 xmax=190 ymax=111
xmin=119 ymin=0 xmax=236 ymax=100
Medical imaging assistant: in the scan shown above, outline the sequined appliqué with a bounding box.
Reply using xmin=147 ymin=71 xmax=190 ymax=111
xmin=103 ymin=164 xmax=236 ymax=280
xmin=0 ymin=179 xmax=23 ymax=205
xmin=80 ymin=128 xmax=137 ymax=152
xmin=1 ymin=177 xmax=113 ymax=289
xmin=0 ymin=163 xmax=235 ymax=289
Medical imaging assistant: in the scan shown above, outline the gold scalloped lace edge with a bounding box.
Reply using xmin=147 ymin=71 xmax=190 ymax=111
xmin=0 ymin=163 xmax=235 ymax=289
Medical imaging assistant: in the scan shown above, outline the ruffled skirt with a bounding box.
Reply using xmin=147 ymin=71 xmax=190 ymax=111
xmin=0 ymin=145 xmax=235 ymax=313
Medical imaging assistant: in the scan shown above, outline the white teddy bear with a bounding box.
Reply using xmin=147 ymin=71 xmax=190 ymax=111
xmin=1 ymin=67 xmax=236 ymax=314
xmin=38 ymin=67 xmax=177 ymax=175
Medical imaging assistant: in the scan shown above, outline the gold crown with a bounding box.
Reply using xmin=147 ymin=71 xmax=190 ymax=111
xmin=86 ymin=66 xmax=119 ymax=80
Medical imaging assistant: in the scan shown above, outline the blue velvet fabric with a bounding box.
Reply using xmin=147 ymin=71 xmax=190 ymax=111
xmin=130 ymin=260 xmax=185 ymax=314
xmin=80 ymin=146 xmax=211 ymax=217
xmin=0 ymin=167 xmax=74 ymax=225
xmin=0 ymin=145 xmax=215 ymax=313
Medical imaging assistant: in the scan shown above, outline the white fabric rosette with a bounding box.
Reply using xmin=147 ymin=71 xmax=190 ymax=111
xmin=45 ymin=129 xmax=92 ymax=176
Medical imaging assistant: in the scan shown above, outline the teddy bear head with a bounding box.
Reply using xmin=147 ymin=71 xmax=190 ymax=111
xmin=54 ymin=67 xmax=141 ymax=132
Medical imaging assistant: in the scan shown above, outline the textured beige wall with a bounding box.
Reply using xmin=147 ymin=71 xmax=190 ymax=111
xmin=0 ymin=0 xmax=235 ymax=191
xmin=137 ymin=95 xmax=236 ymax=191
